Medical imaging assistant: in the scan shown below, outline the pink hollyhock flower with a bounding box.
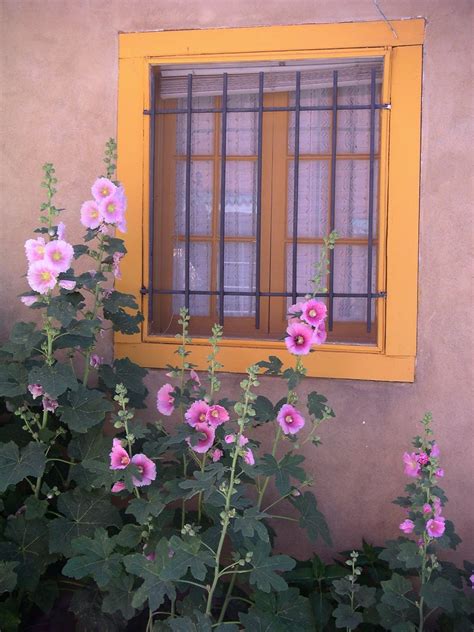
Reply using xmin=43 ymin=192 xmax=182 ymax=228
xmin=225 ymin=434 xmax=235 ymax=444
xmin=426 ymin=516 xmax=445 ymax=538
xmin=435 ymin=468 xmax=445 ymax=478
xmin=243 ymin=448 xmax=255 ymax=466
xmin=417 ymin=452 xmax=429 ymax=466
xmin=111 ymin=481 xmax=126 ymax=493
xmin=92 ymin=177 xmax=117 ymax=202
xmin=44 ymin=240 xmax=74 ymax=273
xmin=403 ymin=452 xmax=420 ymax=477
xmin=423 ymin=503 xmax=432 ymax=514
xmin=277 ymin=404 xmax=306 ymax=435
xmin=21 ymin=295 xmax=38 ymax=306
xmin=42 ymin=395 xmax=58 ymax=412
xmin=89 ymin=354 xmax=103 ymax=368
xmin=110 ymin=438 xmax=131 ymax=470
xmin=144 ymin=550 xmax=156 ymax=562
xmin=27 ymin=262 xmax=58 ymax=294
xmin=238 ymin=435 xmax=249 ymax=447
xmin=211 ymin=448 xmax=223 ymax=462
xmin=59 ymin=280 xmax=76 ymax=290
xmin=157 ymin=384 xmax=175 ymax=416
xmin=102 ymin=287 xmax=113 ymax=298
xmin=432 ymin=497 xmax=443 ymax=517
xmin=206 ymin=405 xmax=229 ymax=428
xmin=312 ymin=321 xmax=327 ymax=345
xmin=80 ymin=200 xmax=102 ymax=229
xmin=470 ymin=574 xmax=474 ymax=589
xmin=57 ymin=222 xmax=66 ymax=240
xmin=112 ymin=252 xmax=124 ymax=279
xmin=185 ymin=400 xmax=209 ymax=427
xmin=190 ymin=369 xmax=201 ymax=387
xmin=131 ymin=454 xmax=156 ymax=487
xmin=301 ymin=299 xmax=327 ymax=327
xmin=399 ymin=519 xmax=415 ymax=534
xmin=187 ymin=422 xmax=215 ymax=454
xmin=287 ymin=301 xmax=304 ymax=323
xmin=25 ymin=237 xmax=46 ymax=264
xmin=430 ymin=443 xmax=440 ymax=458
xmin=285 ymin=322 xmax=314 ymax=355
xmin=100 ymin=192 xmax=125 ymax=225
xmin=28 ymin=383 xmax=44 ymax=399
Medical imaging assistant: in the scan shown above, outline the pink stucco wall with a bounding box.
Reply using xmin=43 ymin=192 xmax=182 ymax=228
xmin=1 ymin=1 xmax=473 ymax=562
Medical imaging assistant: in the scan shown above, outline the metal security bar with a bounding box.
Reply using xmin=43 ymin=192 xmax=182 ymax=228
xmin=145 ymin=64 xmax=388 ymax=334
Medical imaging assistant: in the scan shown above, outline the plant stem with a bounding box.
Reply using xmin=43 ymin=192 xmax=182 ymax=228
xmin=82 ymin=236 xmax=105 ymax=387
xmin=197 ymin=453 xmax=207 ymax=525
xmin=257 ymin=426 xmax=282 ymax=509
xmin=217 ymin=572 xmax=237 ymax=625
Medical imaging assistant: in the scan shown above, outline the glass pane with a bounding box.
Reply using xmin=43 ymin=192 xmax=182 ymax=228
xmin=222 ymin=242 xmax=256 ymax=317
xmin=337 ymin=84 xmax=381 ymax=154
xmin=334 ymin=159 xmax=378 ymax=237
xmin=289 ymin=88 xmax=331 ymax=154
xmin=227 ymin=94 xmax=258 ymax=156
xmin=287 ymin=160 xmax=329 ymax=238
xmin=176 ymin=96 xmax=214 ymax=155
xmin=285 ymin=243 xmax=324 ymax=311
xmin=172 ymin=242 xmax=210 ymax=316
xmin=175 ymin=161 xmax=213 ymax=235
xmin=333 ymin=245 xmax=376 ymax=321
xmin=224 ymin=161 xmax=257 ymax=237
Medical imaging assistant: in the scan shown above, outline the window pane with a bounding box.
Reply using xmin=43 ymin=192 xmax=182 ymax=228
xmin=222 ymin=242 xmax=256 ymax=317
xmin=287 ymin=160 xmax=329 ymax=238
xmin=334 ymin=159 xmax=378 ymax=237
xmin=224 ymin=161 xmax=257 ymax=237
xmin=289 ymin=88 xmax=331 ymax=154
xmin=172 ymin=242 xmax=211 ymax=316
xmin=175 ymin=160 xmax=213 ymax=235
xmin=333 ymin=244 xmax=376 ymax=322
xmin=285 ymin=243 xmax=324 ymax=304
xmin=227 ymin=94 xmax=258 ymax=155
xmin=176 ymin=96 xmax=214 ymax=155
xmin=337 ymin=85 xmax=381 ymax=154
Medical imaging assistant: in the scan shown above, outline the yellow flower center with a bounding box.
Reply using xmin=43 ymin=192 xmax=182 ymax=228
xmin=101 ymin=187 xmax=110 ymax=196
xmin=121 ymin=455 xmax=129 ymax=465
xmin=91 ymin=209 xmax=98 ymax=218
xmin=285 ymin=415 xmax=293 ymax=423
xmin=199 ymin=413 xmax=206 ymax=421
xmin=52 ymin=252 xmax=62 ymax=261
xmin=137 ymin=465 xmax=143 ymax=474
xmin=106 ymin=203 xmax=115 ymax=213
xmin=40 ymin=271 xmax=51 ymax=281
xmin=309 ymin=309 xmax=316 ymax=317
xmin=212 ymin=410 xmax=219 ymax=417
xmin=37 ymin=246 xmax=45 ymax=255
xmin=296 ymin=335 xmax=304 ymax=344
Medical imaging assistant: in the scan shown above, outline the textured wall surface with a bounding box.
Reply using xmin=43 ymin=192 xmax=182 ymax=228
xmin=1 ymin=0 xmax=473 ymax=561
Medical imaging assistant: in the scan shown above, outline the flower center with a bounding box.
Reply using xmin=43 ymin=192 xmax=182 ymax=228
xmin=285 ymin=415 xmax=293 ymax=424
xmin=40 ymin=271 xmax=51 ymax=281
xmin=295 ymin=335 xmax=304 ymax=345
xmin=121 ymin=455 xmax=129 ymax=465
xmin=309 ymin=309 xmax=316 ymax=317
xmin=91 ymin=209 xmax=98 ymax=218
xmin=37 ymin=246 xmax=45 ymax=254
xmin=199 ymin=413 xmax=206 ymax=421
xmin=137 ymin=465 xmax=143 ymax=474
xmin=101 ymin=187 xmax=110 ymax=196
xmin=52 ymin=251 xmax=62 ymax=261
xmin=106 ymin=203 xmax=115 ymax=214
xmin=212 ymin=410 xmax=219 ymax=417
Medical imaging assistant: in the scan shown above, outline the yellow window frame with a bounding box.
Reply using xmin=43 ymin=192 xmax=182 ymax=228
xmin=115 ymin=19 xmax=424 ymax=382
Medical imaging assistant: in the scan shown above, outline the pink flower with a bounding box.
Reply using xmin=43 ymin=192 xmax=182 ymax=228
xmin=190 ymin=369 xmax=201 ymax=387
xmin=277 ymin=404 xmax=305 ymax=435
xmin=243 ymin=448 xmax=255 ymax=466
xmin=21 ymin=295 xmax=38 ymax=306
xmin=44 ymin=240 xmax=74 ymax=273
xmin=430 ymin=443 xmax=440 ymax=458
xmin=27 ymin=261 xmax=58 ymax=294
xmin=225 ymin=434 xmax=235 ymax=444
xmin=100 ymin=192 xmax=125 ymax=225
xmin=403 ymin=452 xmax=420 ymax=477
xmin=422 ymin=503 xmax=432 ymax=514
xmin=288 ymin=301 xmax=304 ymax=323
xmin=426 ymin=517 xmax=445 ymax=538
xmin=111 ymin=481 xmax=126 ymax=493
xmin=285 ymin=322 xmax=314 ymax=355
xmin=28 ymin=383 xmax=44 ymax=399
xmin=112 ymin=252 xmax=124 ymax=279
xmin=301 ymin=299 xmax=327 ymax=327
xmin=42 ymin=395 xmax=58 ymax=412
xmin=90 ymin=354 xmax=103 ymax=368
xmin=312 ymin=321 xmax=327 ymax=345
xmin=185 ymin=400 xmax=209 ymax=427
xmin=25 ymin=237 xmax=46 ymax=264
xmin=435 ymin=468 xmax=444 ymax=478
xmin=110 ymin=438 xmax=131 ymax=470
xmin=238 ymin=435 xmax=249 ymax=447
xmin=59 ymin=280 xmax=76 ymax=291
xmin=157 ymin=384 xmax=175 ymax=416
xmin=399 ymin=519 xmax=415 ymax=534
xmin=206 ymin=405 xmax=229 ymax=428
xmin=92 ymin=177 xmax=117 ymax=202
xmin=57 ymin=222 xmax=66 ymax=240
xmin=187 ymin=422 xmax=215 ymax=454
xmin=145 ymin=550 xmax=156 ymax=562
xmin=80 ymin=200 xmax=102 ymax=229
xmin=470 ymin=574 xmax=474 ymax=589
xmin=417 ymin=452 xmax=429 ymax=466
xmin=211 ymin=448 xmax=223 ymax=462
xmin=131 ymin=453 xmax=156 ymax=487
xmin=433 ymin=497 xmax=443 ymax=517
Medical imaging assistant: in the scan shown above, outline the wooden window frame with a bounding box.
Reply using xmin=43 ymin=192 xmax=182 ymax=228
xmin=116 ymin=19 xmax=424 ymax=382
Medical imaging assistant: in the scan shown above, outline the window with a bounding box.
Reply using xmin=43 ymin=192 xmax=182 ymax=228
xmin=116 ymin=20 xmax=424 ymax=381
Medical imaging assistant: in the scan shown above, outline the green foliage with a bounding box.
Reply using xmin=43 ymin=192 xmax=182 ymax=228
xmin=58 ymin=385 xmax=113 ymax=433
xmin=0 ymin=441 xmax=46 ymax=492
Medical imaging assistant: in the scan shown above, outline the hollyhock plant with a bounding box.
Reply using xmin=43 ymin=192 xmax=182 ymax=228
xmin=206 ymin=405 xmax=229 ymax=427
xmin=57 ymin=221 xmax=66 ymax=240
xmin=27 ymin=261 xmax=58 ymax=294
xmin=112 ymin=252 xmax=124 ymax=279
xmin=91 ymin=176 xmax=117 ymax=201
xmin=426 ymin=516 xmax=446 ymax=538
xmin=403 ymin=451 xmax=420 ymax=477
xmin=110 ymin=438 xmax=131 ymax=470
xmin=89 ymin=354 xmax=103 ymax=368
xmin=312 ymin=321 xmax=327 ymax=345
xmin=277 ymin=404 xmax=305 ymax=435
xmin=157 ymin=383 xmax=175 ymax=416
xmin=80 ymin=200 xmax=102 ymax=229
xmin=190 ymin=369 xmax=201 ymax=387
xmin=21 ymin=295 xmax=38 ymax=306
xmin=211 ymin=448 xmax=223 ymax=462
xmin=44 ymin=239 xmax=74 ymax=273
xmin=435 ymin=467 xmax=444 ymax=478
xmin=187 ymin=422 xmax=215 ymax=453
xmin=185 ymin=400 xmax=209 ymax=427
xmin=111 ymin=481 xmax=126 ymax=493
xmin=25 ymin=237 xmax=46 ymax=264
xmin=238 ymin=435 xmax=249 ymax=447
xmin=28 ymin=384 xmax=44 ymax=399
xmin=399 ymin=519 xmax=415 ymax=534
xmin=301 ymin=298 xmax=327 ymax=327
xmin=224 ymin=434 xmax=235 ymax=444
xmin=42 ymin=396 xmax=58 ymax=412
xmin=243 ymin=448 xmax=255 ymax=466
xmin=100 ymin=192 xmax=126 ymax=224
xmin=58 ymin=279 xmax=76 ymax=290
xmin=285 ymin=321 xmax=314 ymax=355
xmin=130 ymin=453 xmax=156 ymax=487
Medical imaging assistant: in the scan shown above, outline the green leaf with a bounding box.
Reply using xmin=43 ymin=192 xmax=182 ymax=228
xmin=254 ymin=587 xmax=314 ymax=631
xmin=239 ymin=610 xmax=280 ymax=632
xmin=0 ymin=441 xmax=46 ymax=493
xmin=102 ymin=573 xmax=136 ymax=620
xmin=290 ymin=491 xmax=332 ymax=546
xmin=333 ymin=604 xmax=363 ymax=629
xmin=234 ymin=508 xmax=270 ymax=542
xmin=163 ymin=536 xmax=215 ymax=582
xmin=248 ymin=541 xmax=295 ymax=593
xmin=99 ymin=357 xmax=147 ymax=396
xmin=125 ymin=488 xmax=165 ymax=524
xmin=102 ymin=291 xmax=139 ymax=314
xmin=48 ymin=489 xmax=121 ymax=556
xmin=28 ymin=363 xmax=77 ymax=398
xmin=282 ymin=368 xmax=302 ymax=390
xmin=307 ymin=391 xmax=335 ymax=419
xmin=58 ymin=385 xmax=113 ymax=433
xmin=179 ymin=463 xmax=225 ymax=500
xmin=253 ymin=395 xmax=276 ymax=423
xmin=105 ymin=309 xmax=143 ymax=334
xmin=62 ymin=528 xmax=122 ymax=587
xmin=164 ymin=612 xmax=214 ymax=632
xmin=421 ymin=577 xmax=458 ymax=612
xmin=73 ymin=244 xmax=89 ymax=258
xmin=379 ymin=539 xmax=421 ymax=571
xmin=24 ymin=496 xmax=47 ymax=520
xmin=0 ymin=363 xmax=28 ymax=397
xmin=256 ymin=355 xmax=283 ymax=376
xmin=355 ymin=584 xmax=376 ymax=608
xmin=31 ymin=579 xmax=59 ymax=613
xmin=0 ymin=562 xmax=18 ymax=594
xmin=47 ymin=295 xmax=77 ymax=326
xmin=258 ymin=453 xmax=307 ymax=496
xmin=68 ymin=426 xmax=114 ymax=488
xmin=380 ymin=573 xmax=413 ymax=611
